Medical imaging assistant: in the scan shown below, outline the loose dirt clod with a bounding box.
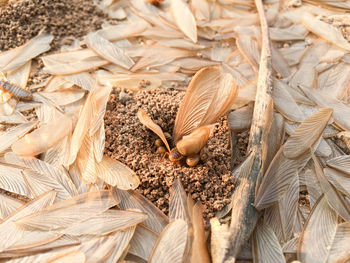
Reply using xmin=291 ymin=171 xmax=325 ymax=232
xmin=104 ymin=88 xmax=248 ymax=219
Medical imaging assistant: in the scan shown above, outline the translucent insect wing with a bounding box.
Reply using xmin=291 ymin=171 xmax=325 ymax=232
xmin=173 ymin=66 xmax=220 ymax=142
xmin=173 ymin=66 xmax=237 ymax=142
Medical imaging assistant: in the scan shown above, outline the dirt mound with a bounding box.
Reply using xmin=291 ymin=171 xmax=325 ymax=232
xmin=104 ymin=88 xmax=248 ymax=219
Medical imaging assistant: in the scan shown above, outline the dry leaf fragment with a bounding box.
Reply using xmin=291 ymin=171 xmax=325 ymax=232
xmin=283 ymin=108 xmax=333 ymax=159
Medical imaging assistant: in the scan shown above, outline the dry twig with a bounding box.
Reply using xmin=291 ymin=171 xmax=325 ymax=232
xmin=221 ymin=0 xmax=274 ymax=261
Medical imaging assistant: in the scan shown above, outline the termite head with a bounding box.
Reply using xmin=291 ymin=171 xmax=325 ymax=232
xmin=154 ymin=138 xmax=163 ymax=148
xmin=169 ymin=148 xmax=183 ymax=162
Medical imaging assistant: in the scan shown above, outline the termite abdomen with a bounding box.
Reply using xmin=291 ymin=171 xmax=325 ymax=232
xmin=0 ymin=80 xmax=32 ymax=100
xmin=169 ymin=148 xmax=183 ymax=162
xmin=186 ymin=154 xmax=200 ymax=167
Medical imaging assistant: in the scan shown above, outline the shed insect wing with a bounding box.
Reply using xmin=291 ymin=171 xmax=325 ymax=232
xmin=137 ymin=109 xmax=171 ymax=152
xmin=12 ymin=112 xmax=76 ymax=157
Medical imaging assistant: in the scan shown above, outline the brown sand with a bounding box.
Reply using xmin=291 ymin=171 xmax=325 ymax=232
xmin=104 ymin=88 xmax=248 ymax=219
xmin=0 ymin=0 xmax=106 ymax=52
xmin=0 ymin=0 xmax=107 ymax=88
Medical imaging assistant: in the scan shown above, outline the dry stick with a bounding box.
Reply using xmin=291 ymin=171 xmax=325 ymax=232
xmin=224 ymin=0 xmax=274 ymax=261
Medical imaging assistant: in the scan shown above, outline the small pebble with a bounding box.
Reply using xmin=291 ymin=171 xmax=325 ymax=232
xmin=119 ymin=90 xmax=131 ymax=105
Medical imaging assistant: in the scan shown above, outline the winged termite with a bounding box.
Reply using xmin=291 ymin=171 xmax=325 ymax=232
xmin=138 ymin=66 xmax=238 ymax=166
xmin=0 ymin=72 xmax=32 ymax=103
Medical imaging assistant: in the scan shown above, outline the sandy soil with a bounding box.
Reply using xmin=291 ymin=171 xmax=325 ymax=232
xmin=104 ymin=88 xmax=248 ymax=219
xmin=0 ymin=0 xmax=106 ymax=52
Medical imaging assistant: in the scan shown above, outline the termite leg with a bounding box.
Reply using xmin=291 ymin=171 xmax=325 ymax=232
xmin=161 ymin=151 xmax=169 ymax=162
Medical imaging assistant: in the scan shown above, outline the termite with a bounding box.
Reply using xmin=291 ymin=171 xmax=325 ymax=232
xmin=0 ymin=72 xmax=32 ymax=103
xmin=137 ymin=66 xmax=238 ymax=167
